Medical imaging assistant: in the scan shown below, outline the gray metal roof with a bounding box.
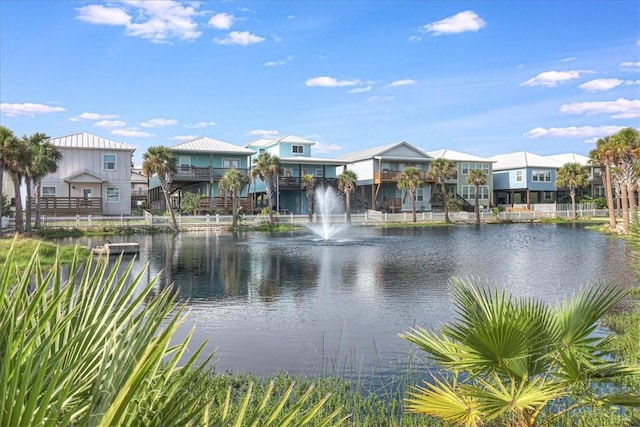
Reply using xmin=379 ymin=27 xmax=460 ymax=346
xmin=336 ymin=141 xmax=431 ymax=162
xmin=48 ymin=132 xmax=136 ymax=151
xmin=279 ymin=156 xmax=347 ymax=165
xmin=245 ymin=134 xmax=317 ymax=148
xmin=490 ymin=151 xmax=564 ymax=171
xmin=546 ymin=153 xmax=591 ymax=166
xmin=170 ymin=137 xmax=254 ymax=155
xmin=427 ymin=148 xmax=494 ymax=162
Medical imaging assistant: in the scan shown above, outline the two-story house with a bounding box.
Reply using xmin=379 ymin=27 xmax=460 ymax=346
xmin=546 ymin=153 xmax=600 ymax=202
xmin=336 ymin=141 xmax=434 ymax=213
xmin=38 ymin=132 xmax=136 ymax=215
xmin=490 ymin=151 xmax=564 ymax=208
xmin=245 ymin=135 xmax=346 ymax=214
xmin=427 ymin=149 xmax=494 ymax=211
xmin=130 ymin=167 xmax=148 ymax=212
xmin=148 ymin=136 xmax=255 ymax=214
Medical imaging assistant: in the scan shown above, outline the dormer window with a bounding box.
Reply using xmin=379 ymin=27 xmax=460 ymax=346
xmin=292 ymin=145 xmax=304 ymax=154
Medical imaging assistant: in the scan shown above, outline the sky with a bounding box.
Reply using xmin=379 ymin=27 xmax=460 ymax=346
xmin=1 ymin=0 xmax=639 ymax=165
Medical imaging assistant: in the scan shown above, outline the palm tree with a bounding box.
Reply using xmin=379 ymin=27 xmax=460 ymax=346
xmin=555 ymin=162 xmax=589 ymax=220
xmin=400 ymin=278 xmax=640 ymax=427
xmin=0 ymin=126 xmax=17 ymax=211
xmin=338 ymin=169 xmax=357 ymax=223
xmin=427 ymin=158 xmax=456 ymax=223
xmin=397 ymin=167 xmax=424 ymax=223
xmin=2 ymin=136 xmax=30 ymax=233
xmin=589 ymin=136 xmax=617 ymax=230
xmin=467 ymin=169 xmax=487 ymax=224
xmin=610 ymin=127 xmax=640 ymax=232
xmin=142 ymin=146 xmax=178 ymax=231
xmin=219 ymin=168 xmax=247 ymax=229
xmin=23 ymin=132 xmax=56 ymax=231
xmin=301 ymin=174 xmax=316 ymax=223
xmin=251 ymin=152 xmax=282 ymax=225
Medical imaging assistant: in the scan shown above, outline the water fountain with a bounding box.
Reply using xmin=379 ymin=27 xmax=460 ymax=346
xmin=306 ymin=186 xmax=349 ymax=240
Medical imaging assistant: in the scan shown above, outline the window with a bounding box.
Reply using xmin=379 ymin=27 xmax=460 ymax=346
xmin=478 ymin=186 xmax=489 ymax=199
xmin=106 ymin=187 xmax=119 ymax=203
xmin=223 ymin=159 xmax=240 ymax=169
xmin=594 ymin=186 xmax=605 ymax=197
xmin=283 ymin=168 xmax=293 ymax=177
xmin=515 ymin=170 xmax=523 ymax=182
xmin=532 ymin=170 xmax=551 ymax=182
xmin=462 ymin=163 xmax=489 ymax=175
xmin=301 ymin=168 xmax=308 ymax=176
xmin=543 ymin=191 xmax=553 ymax=201
xmin=463 ymin=185 xmax=489 ymax=199
xmin=315 ymin=168 xmax=324 ymax=177
xmin=593 ymin=167 xmax=601 ymax=177
xmin=179 ymin=156 xmax=191 ymax=171
xmin=42 ymin=186 xmax=56 ymax=197
xmin=259 ymin=148 xmax=265 ymax=154
xmin=103 ymin=154 xmax=117 ymax=170
xmin=292 ymin=145 xmax=304 ymax=154
xmin=416 ymin=188 xmax=424 ymax=202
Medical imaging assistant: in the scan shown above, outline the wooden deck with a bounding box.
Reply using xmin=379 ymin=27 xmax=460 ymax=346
xmin=32 ymin=197 xmax=103 ymax=215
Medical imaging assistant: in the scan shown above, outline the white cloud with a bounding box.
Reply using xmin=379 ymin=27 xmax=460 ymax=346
xmin=525 ymin=125 xmax=626 ymax=139
xmin=172 ymin=134 xmax=200 ymax=141
xmin=560 ymin=57 xmax=576 ymax=62
xmin=421 ymin=10 xmax=486 ymax=36
xmin=579 ymin=78 xmax=640 ymax=92
xmin=248 ymin=129 xmax=278 ymax=137
xmin=521 ymin=70 xmax=590 ymax=87
xmin=140 ymin=118 xmax=178 ymax=128
xmin=76 ymin=1 xmax=201 ymax=43
xmin=70 ymin=112 xmax=118 ymax=121
xmin=313 ymin=142 xmax=343 ymax=154
xmin=560 ymin=98 xmax=640 ymax=119
xmin=305 ymin=76 xmax=360 ymax=87
xmin=208 ymin=13 xmax=234 ymax=30
xmin=348 ymin=85 xmax=372 ymax=93
xmin=264 ymin=56 xmax=294 ymax=67
xmin=214 ymin=31 xmax=265 ymax=46
xmin=94 ymin=119 xmax=126 ymax=129
xmin=367 ymin=96 xmax=394 ymax=103
xmin=387 ymin=79 xmax=416 ymax=87
xmin=0 ymin=102 xmax=66 ymax=117
xmin=76 ymin=4 xmax=130 ymax=25
xmin=408 ymin=35 xmax=422 ymax=42
xmin=620 ymin=61 xmax=640 ymax=72
xmin=184 ymin=121 xmax=216 ymax=129
xmin=111 ymin=128 xmax=153 ymax=138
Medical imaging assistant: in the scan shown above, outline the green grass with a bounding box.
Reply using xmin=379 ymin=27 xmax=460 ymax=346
xmin=0 ymin=236 xmax=89 ymax=268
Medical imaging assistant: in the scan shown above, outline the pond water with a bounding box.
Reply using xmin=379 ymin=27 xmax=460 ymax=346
xmin=66 ymin=223 xmax=637 ymax=381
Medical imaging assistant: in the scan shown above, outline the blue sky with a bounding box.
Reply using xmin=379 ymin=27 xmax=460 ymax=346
xmin=1 ymin=1 xmax=639 ymax=165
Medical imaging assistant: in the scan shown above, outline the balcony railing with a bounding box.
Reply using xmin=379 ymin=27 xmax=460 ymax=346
xmin=171 ymin=167 xmax=250 ymax=182
xmin=374 ymin=171 xmax=433 ymax=184
xmin=31 ymin=197 xmax=103 ymax=215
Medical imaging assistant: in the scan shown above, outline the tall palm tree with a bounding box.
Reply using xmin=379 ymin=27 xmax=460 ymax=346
xmin=397 ymin=167 xmax=424 ymax=223
xmin=555 ymin=162 xmax=589 ymax=220
xmin=142 ymin=146 xmax=178 ymax=231
xmin=590 ymin=136 xmax=617 ymax=230
xmin=22 ymin=132 xmax=53 ymax=231
xmin=427 ymin=158 xmax=456 ymax=223
xmin=219 ymin=168 xmax=247 ymax=229
xmin=400 ymin=278 xmax=640 ymax=427
xmin=610 ymin=127 xmax=639 ymax=231
xmin=338 ymin=169 xmax=357 ymax=223
xmin=0 ymin=126 xmax=17 ymax=210
xmin=467 ymin=169 xmax=487 ymax=224
xmin=250 ymin=152 xmax=282 ymax=225
xmin=301 ymin=174 xmax=316 ymax=223
xmin=3 ymin=136 xmax=30 ymax=233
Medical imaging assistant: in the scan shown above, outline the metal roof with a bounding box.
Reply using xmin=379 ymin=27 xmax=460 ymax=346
xmin=546 ymin=153 xmax=591 ymax=166
xmin=245 ymin=134 xmax=317 ymax=148
xmin=279 ymin=156 xmax=347 ymax=165
xmin=490 ymin=152 xmax=564 ymax=171
xmin=48 ymin=132 xmax=136 ymax=151
xmin=170 ymin=137 xmax=254 ymax=155
xmin=427 ymin=148 xmax=494 ymax=162
xmin=336 ymin=141 xmax=431 ymax=162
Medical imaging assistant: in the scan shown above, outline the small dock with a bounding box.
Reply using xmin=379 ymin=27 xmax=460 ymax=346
xmin=92 ymin=242 xmax=140 ymax=256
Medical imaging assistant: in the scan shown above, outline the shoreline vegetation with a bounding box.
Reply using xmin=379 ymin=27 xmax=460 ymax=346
xmin=1 ymin=222 xmax=639 ymax=425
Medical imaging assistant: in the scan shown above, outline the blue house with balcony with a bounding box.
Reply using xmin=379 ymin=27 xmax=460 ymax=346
xmin=245 ymin=135 xmax=346 ymax=214
xmin=148 ymin=137 xmax=255 ymax=213
xmin=490 ymin=151 xmax=563 ymax=207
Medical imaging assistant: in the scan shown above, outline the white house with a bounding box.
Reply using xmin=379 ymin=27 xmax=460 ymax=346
xmin=39 ymin=132 xmax=136 ymax=215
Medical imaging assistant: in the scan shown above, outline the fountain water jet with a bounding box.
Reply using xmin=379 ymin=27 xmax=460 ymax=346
xmin=306 ymin=186 xmax=348 ymax=240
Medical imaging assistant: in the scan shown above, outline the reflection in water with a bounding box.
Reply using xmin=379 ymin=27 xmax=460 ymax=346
xmin=58 ymin=224 xmax=638 ymax=381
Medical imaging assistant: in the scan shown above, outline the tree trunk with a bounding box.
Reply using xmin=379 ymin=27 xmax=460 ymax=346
xmin=570 ymin=188 xmax=577 ymax=220
xmin=441 ymin=182 xmax=450 ymax=223
xmin=345 ymin=192 xmax=352 ymax=223
xmin=11 ymin=172 xmax=23 ymax=233
xmin=265 ymin=185 xmax=274 ymax=224
xmin=34 ymin=179 xmax=42 ymax=229
xmin=474 ymin=184 xmax=480 ymax=224
xmin=410 ymin=190 xmax=417 ymax=223
xmin=604 ymin=164 xmax=616 ymax=229
xmin=620 ymin=183 xmax=629 ymax=233
xmin=25 ymin=179 xmax=32 ymax=232
xmin=628 ymin=186 xmax=637 ymax=223
xmin=231 ymin=192 xmax=238 ymax=228
xmin=158 ymin=176 xmax=178 ymax=231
